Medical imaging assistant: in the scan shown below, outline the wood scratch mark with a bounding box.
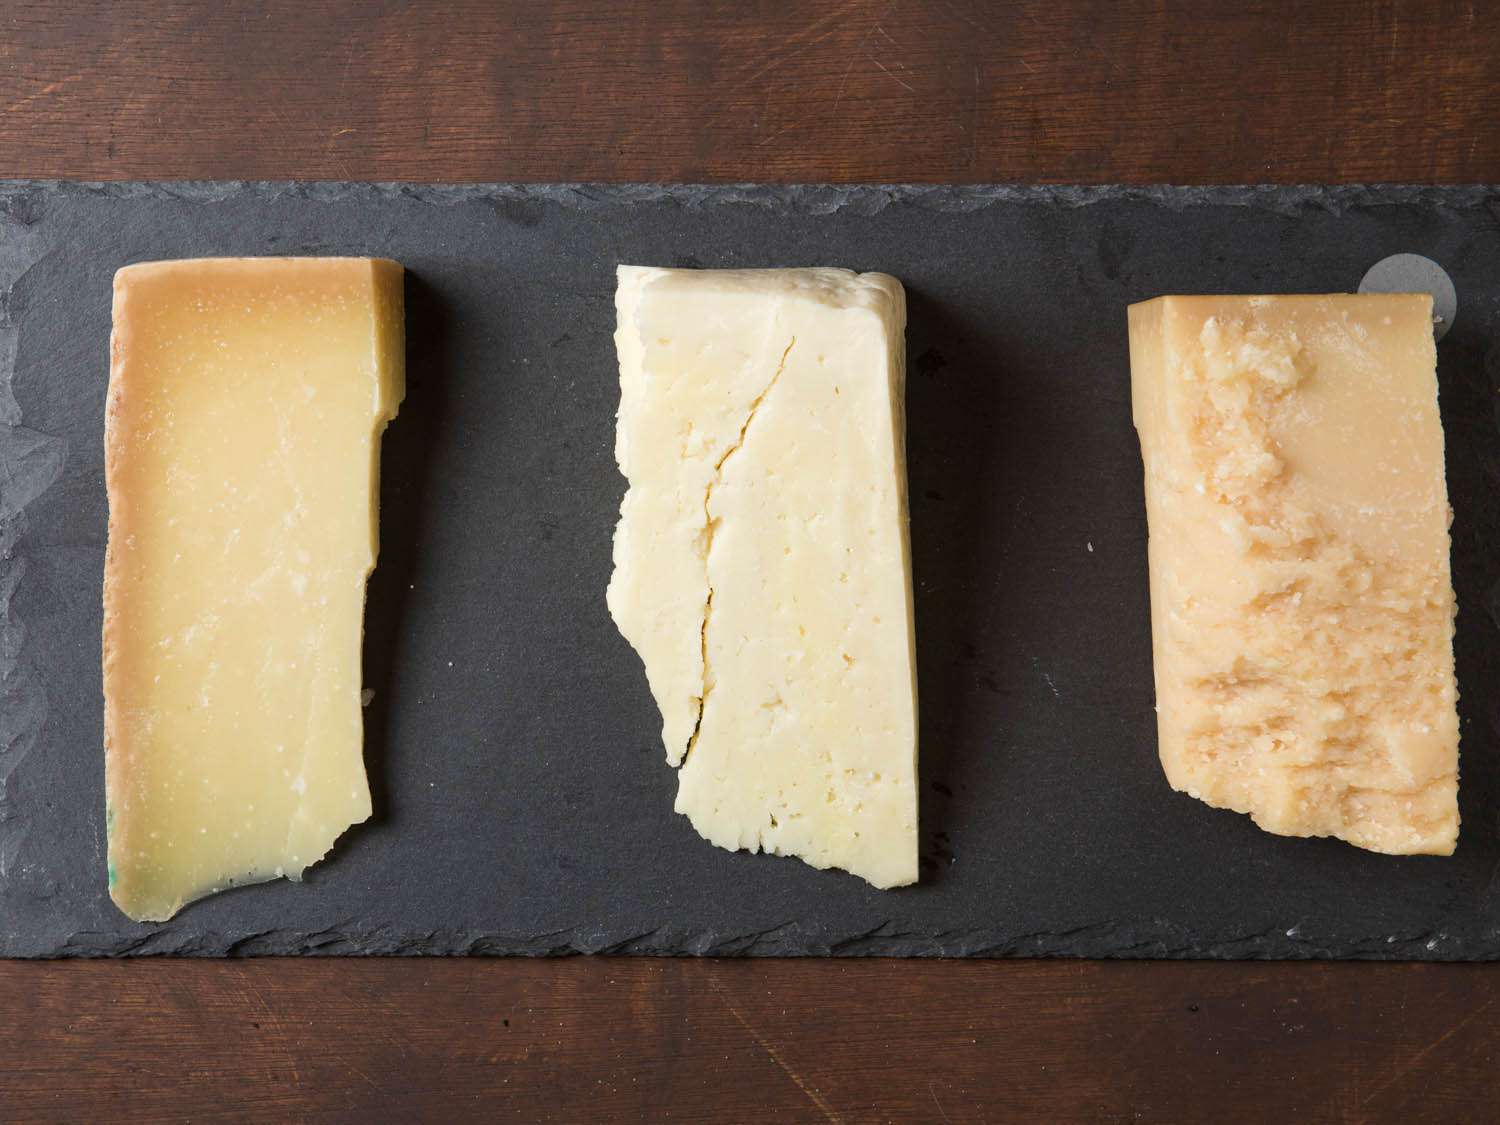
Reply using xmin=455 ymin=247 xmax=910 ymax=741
xmin=343 ymin=1060 xmax=381 ymax=1090
xmin=323 ymin=146 xmax=350 ymax=180
xmin=755 ymin=123 xmax=797 ymax=148
xmin=234 ymin=967 xmax=304 ymax=1088
xmin=970 ymin=62 xmax=981 ymax=167
xmin=929 ymin=1080 xmax=953 ymax=1123
xmin=832 ymin=0 xmax=897 ymax=116
xmin=320 ymin=39 xmax=360 ymax=177
xmin=873 ymin=58 xmax=915 ymax=92
xmin=829 ymin=47 xmax=860 ymax=118
xmin=941 ymin=0 xmax=989 ymax=36
xmin=1358 ymin=996 xmax=1495 ymax=1108
xmin=732 ymin=0 xmax=863 ymax=91
xmin=712 ymin=978 xmax=842 ymax=1123
xmin=3 ymin=73 xmax=84 ymax=115
xmin=339 ymin=38 xmax=357 ymax=90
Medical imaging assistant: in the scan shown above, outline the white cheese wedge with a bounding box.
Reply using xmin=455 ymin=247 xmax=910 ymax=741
xmin=104 ymin=257 xmax=404 ymax=921
xmin=608 ymin=266 xmax=918 ymax=888
xmin=1129 ymin=294 xmax=1459 ymax=854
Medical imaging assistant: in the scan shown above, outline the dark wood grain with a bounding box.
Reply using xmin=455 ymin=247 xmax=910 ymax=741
xmin=4 ymin=2 xmax=1500 ymax=1122
xmin=5 ymin=958 xmax=1500 ymax=1123
xmin=1 ymin=0 xmax=1497 ymax=184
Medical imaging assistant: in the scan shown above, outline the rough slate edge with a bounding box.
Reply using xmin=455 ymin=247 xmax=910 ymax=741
xmin=4 ymin=179 xmax=1499 ymax=214
xmin=2 ymin=181 xmax=1498 ymax=961
xmin=0 ymin=190 xmax=68 ymax=904
xmin=33 ymin=922 xmax=1486 ymax=959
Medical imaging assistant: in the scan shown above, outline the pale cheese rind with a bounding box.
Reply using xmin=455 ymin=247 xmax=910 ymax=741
xmin=609 ymin=266 xmax=918 ymax=888
xmin=1129 ymin=294 xmax=1458 ymax=854
xmin=104 ymin=257 xmax=405 ymax=921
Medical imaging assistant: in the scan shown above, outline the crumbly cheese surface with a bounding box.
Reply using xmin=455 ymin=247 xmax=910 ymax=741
xmin=103 ymin=257 xmax=405 ymax=921
xmin=608 ymin=266 xmax=917 ymax=888
xmin=1129 ymin=294 xmax=1458 ymax=854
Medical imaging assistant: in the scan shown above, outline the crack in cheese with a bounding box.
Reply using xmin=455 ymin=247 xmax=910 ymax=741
xmin=1129 ymin=294 xmax=1459 ymax=854
xmin=103 ymin=257 xmax=404 ymax=921
xmin=608 ymin=266 xmax=917 ymax=888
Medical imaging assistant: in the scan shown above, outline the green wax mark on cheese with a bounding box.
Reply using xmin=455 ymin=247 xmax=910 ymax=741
xmin=107 ymin=862 xmax=117 ymax=888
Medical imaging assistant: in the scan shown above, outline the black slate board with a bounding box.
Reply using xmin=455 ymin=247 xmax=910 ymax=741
xmin=3 ymin=183 xmax=1500 ymax=959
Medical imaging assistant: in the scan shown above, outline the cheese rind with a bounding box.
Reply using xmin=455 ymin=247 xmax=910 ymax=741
xmin=609 ymin=266 xmax=918 ymax=888
xmin=104 ymin=257 xmax=405 ymax=921
xmin=1129 ymin=294 xmax=1459 ymax=854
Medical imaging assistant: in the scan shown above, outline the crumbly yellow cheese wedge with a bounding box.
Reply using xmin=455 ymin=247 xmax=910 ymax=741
xmin=609 ymin=266 xmax=918 ymax=888
xmin=104 ymin=257 xmax=404 ymax=921
xmin=1129 ymin=294 xmax=1458 ymax=854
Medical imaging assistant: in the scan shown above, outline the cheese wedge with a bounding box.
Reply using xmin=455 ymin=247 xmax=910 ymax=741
xmin=104 ymin=257 xmax=404 ymax=921
xmin=1128 ymin=294 xmax=1458 ymax=854
xmin=608 ymin=266 xmax=918 ymax=888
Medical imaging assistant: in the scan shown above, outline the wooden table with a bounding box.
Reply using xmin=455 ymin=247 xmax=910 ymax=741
xmin=4 ymin=3 xmax=1498 ymax=1120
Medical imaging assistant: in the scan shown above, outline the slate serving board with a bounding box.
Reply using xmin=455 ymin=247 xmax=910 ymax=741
xmin=3 ymin=182 xmax=1500 ymax=959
